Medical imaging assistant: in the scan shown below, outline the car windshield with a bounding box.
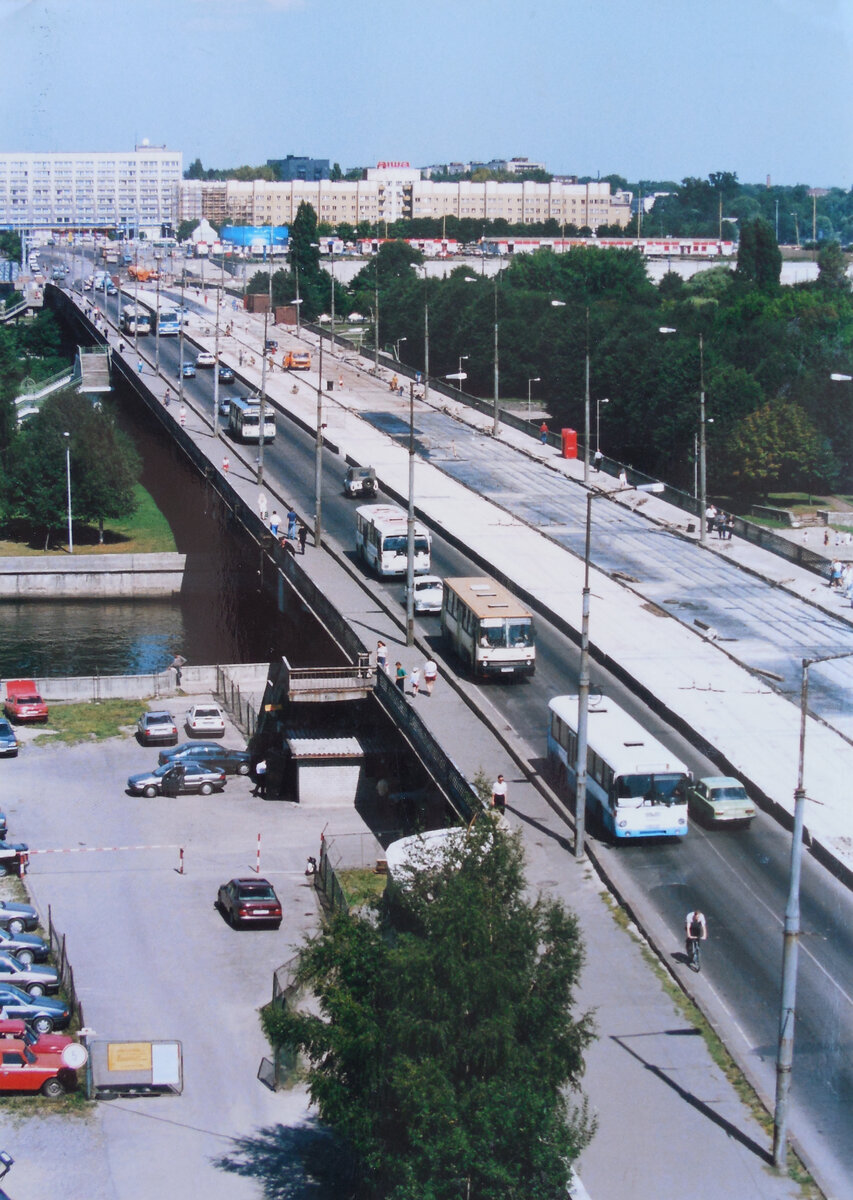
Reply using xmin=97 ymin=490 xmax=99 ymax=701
xmin=147 ymin=714 xmax=172 ymax=725
xmin=194 ymin=709 xmax=220 ymax=719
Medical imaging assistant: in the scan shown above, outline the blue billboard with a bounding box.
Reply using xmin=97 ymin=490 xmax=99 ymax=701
xmin=221 ymin=225 xmax=288 ymax=247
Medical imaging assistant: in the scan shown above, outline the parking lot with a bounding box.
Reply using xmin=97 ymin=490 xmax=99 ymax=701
xmin=1 ymin=701 xmax=370 ymax=1199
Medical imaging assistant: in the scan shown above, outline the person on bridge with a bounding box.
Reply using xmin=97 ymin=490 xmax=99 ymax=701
xmin=395 ymin=662 xmax=406 ymax=693
xmin=685 ymin=910 xmax=707 ymax=955
xmin=287 ymin=508 xmax=298 ymax=540
xmin=539 ymin=422 xmax=549 ymax=445
xmin=297 ymin=524 xmax=308 ymax=554
xmin=376 ymin=641 xmax=388 ymax=674
xmin=258 ymin=492 xmax=268 ymax=521
xmin=269 ymin=510 xmax=281 ymax=538
xmin=491 ymin=775 xmax=508 ymax=812
xmin=423 ymin=659 xmax=437 ymax=695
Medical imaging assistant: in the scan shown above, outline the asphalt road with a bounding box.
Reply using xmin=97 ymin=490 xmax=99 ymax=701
xmin=77 ymin=262 xmax=853 ymax=1196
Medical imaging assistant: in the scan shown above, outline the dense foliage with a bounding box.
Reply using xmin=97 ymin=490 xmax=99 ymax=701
xmin=267 ymin=821 xmax=594 ymax=1200
xmin=336 ymin=228 xmax=853 ymax=499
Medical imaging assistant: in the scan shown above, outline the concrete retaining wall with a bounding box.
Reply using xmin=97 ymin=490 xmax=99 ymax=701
xmin=29 ymin=663 xmax=269 ymax=703
xmin=0 ymin=553 xmax=188 ymax=600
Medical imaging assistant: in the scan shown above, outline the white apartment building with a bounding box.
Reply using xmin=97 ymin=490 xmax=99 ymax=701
xmin=180 ymin=171 xmax=631 ymax=231
xmin=0 ymin=144 xmax=182 ymax=232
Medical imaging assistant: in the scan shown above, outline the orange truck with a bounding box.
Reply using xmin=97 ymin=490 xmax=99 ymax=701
xmin=127 ymin=264 xmax=152 ymax=282
xmin=285 ymin=351 xmax=312 ymax=370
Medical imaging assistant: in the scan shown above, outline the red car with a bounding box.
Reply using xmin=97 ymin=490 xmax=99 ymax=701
xmin=217 ymin=878 xmax=283 ymax=929
xmin=0 ymin=1038 xmax=78 ymax=1097
xmin=0 ymin=1018 xmax=72 ymax=1056
xmin=4 ymin=680 xmax=48 ymax=724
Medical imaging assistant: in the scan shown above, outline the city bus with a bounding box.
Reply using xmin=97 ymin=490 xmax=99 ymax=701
xmin=119 ymin=305 xmax=150 ymax=336
xmin=154 ymin=304 xmax=182 ymax=335
xmin=355 ymin=504 xmax=431 ymax=576
xmin=546 ymin=694 xmax=690 ymax=841
xmin=441 ymin=577 xmax=535 ymax=678
xmin=227 ymin=397 xmax=275 ymax=443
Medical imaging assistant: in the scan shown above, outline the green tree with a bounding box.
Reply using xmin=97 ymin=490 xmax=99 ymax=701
xmin=816 ymin=241 xmax=851 ymax=295
xmin=726 ymin=396 xmax=826 ymax=499
xmin=735 ymin=217 xmax=782 ymax=292
xmin=269 ymin=821 xmax=594 ymax=1200
xmin=176 ymin=219 xmax=199 ymax=242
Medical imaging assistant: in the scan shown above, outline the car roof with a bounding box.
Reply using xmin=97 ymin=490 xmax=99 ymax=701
xmin=699 ymin=776 xmax=744 ymax=789
xmin=230 ymin=877 xmax=274 ymax=887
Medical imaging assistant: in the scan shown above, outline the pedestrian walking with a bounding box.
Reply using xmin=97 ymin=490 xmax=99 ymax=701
xmin=491 ymin=774 xmax=508 ymax=812
xmin=618 ymin=468 xmax=628 ymax=488
xmin=269 ymin=510 xmax=281 ymax=538
xmin=376 ymin=640 xmax=388 ymax=673
xmin=239 ymin=349 xmax=244 ymax=366
xmin=824 ymin=529 xmax=830 ymax=547
xmin=119 ymin=339 xmax=125 ymax=354
xmin=179 ymin=404 xmax=186 ymax=427
xmin=395 ymin=662 xmax=406 ymax=693
xmin=410 ymin=666 xmax=421 ymax=696
xmin=252 ymin=758 xmax=267 ymax=797
xmin=286 ymin=507 xmax=298 ymax=540
xmin=222 ymin=455 xmax=230 ymax=474
xmin=258 ymin=492 xmax=268 ymax=521
xmin=297 ymin=524 xmax=308 ymax=554
xmin=338 ymin=374 xmax=344 ymax=390
xmin=137 ymin=359 xmax=143 ymax=374
xmin=539 ymin=422 xmax=549 ymax=445
xmin=593 ymin=448 xmax=603 ymax=472
xmin=423 ymin=658 xmax=437 ymax=695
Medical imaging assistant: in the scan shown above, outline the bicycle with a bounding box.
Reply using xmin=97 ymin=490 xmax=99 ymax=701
xmin=686 ymin=935 xmax=701 ymax=972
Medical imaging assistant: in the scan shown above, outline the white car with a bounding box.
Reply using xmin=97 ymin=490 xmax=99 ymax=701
xmin=185 ymin=703 xmax=226 ymax=738
xmin=196 ymin=351 xmax=216 ymax=368
xmin=406 ymin=575 xmax=444 ymax=614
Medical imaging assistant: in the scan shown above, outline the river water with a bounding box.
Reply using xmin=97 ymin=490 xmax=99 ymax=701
xmin=0 ymin=366 xmax=330 ymax=678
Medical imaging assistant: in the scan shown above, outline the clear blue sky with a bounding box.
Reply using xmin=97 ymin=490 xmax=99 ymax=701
xmin=1 ymin=0 xmax=850 ymax=188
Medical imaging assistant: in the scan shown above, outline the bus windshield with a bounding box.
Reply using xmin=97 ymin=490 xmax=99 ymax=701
xmin=383 ymin=534 xmax=429 ymax=555
xmin=478 ymin=616 xmax=533 ymax=649
xmin=615 ymin=773 xmax=686 ymax=806
xmin=241 ymin=413 xmax=260 ymax=428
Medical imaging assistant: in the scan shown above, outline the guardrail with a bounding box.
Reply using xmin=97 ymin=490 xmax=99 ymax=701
xmin=215 ymin=665 xmax=260 ymax=739
xmin=46 ymin=904 xmax=85 ymax=1029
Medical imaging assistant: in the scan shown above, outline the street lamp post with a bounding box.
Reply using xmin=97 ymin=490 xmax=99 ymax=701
xmin=63 ymin=432 xmax=73 ymax=554
xmin=405 ymin=382 xmax=416 ymax=646
xmin=329 ymin=238 xmax=335 ymax=356
xmin=178 ymin=271 xmax=186 ymax=406
xmin=395 ymin=336 xmax=407 ymax=361
xmin=458 ymin=354 xmax=469 ymax=396
xmin=373 ymin=264 xmax=380 ymax=373
xmin=660 ymin=327 xmax=709 ymax=545
xmin=596 ymin=397 xmax=609 ymax=454
xmin=314 ymin=331 xmax=324 ymax=547
xmin=574 ymin=482 xmax=663 ymax=859
xmin=527 ymin=376 xmax=541 ymax=420
xmin=773 ymin=650 xmax=853 ymax=1168
xmin=154 ymin=256 xmax=162 ymax=376
xmin=213 ymin=286 xmax=222 ymax=440
xmin=492 ymin=275 xmax=500 ymax=437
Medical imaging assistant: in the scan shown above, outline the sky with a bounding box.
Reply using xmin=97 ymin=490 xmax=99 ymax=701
xmin=1 ymin=0 xmax=851 ymax=188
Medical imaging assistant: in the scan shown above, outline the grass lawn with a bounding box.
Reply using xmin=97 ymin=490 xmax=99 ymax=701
xmin=30 ymin=698 xmax=147 ymax=746
xmin=337 ymin=867 xmax=388 ymax=908
xmin=0 ymin=484 xmax=176 ymax=556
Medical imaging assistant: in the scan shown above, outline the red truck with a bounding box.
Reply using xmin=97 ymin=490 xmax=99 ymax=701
xmin=3 ymin=680 xmax=48 ymax=723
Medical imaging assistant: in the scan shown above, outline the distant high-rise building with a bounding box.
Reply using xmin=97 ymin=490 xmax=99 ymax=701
xmin=0 ymin=144 xmax=182 ymax=232
xmin=266 ymin=155 xmax=330 ymax=182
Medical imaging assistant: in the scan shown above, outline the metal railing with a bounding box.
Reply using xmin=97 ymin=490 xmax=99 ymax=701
xmin=215 ymin=665 xmax=260 ymax=739
xmin=46 ymin=904 xmax=84 ymax=1027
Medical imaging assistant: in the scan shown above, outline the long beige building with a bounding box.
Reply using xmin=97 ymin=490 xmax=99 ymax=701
xmin=179 ymin=171 xmax=631 ymax=231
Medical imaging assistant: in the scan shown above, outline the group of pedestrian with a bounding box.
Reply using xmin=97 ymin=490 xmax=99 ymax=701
xmin=706 ymin=505 xmax=734 ymax=539
xmin=828 ymin=558 xmax=853 ymax=601
xmin=268 ymin=505 xmax=308 ymax=553
xmin=380 ymin=644 xmax=437 ymax=697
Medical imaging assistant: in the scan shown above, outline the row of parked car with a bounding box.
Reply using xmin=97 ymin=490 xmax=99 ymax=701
xmin=130 ymin=703 xmax=250 ymax=796
xmin=0 ymin=805 xmax=85 ymax=1098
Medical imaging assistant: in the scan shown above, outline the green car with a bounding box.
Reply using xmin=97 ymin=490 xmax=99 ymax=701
xmin=688 ymin=776 xmax=755 ymax=827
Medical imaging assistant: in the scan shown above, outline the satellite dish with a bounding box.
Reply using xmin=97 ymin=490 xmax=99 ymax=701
xmin=61 ymin=1043 xmax=89 ymax=1069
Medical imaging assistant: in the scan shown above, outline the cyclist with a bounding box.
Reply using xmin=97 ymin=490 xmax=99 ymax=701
xmin=685 ymin=910 xmax=707 ymax=968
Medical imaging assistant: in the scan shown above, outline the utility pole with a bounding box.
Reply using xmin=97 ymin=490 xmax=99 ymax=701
xmin=698 ymin=333 xmax=707 ymax=546
xmin=373 ymin=265 xmax=379 ymax=373
xmin=584 ymin=307 xmax=591 ymax=484
xmin=213 ymin=286 xmax=221 ymax=440
xmin=314 ymin=333 xmax=324 ymax=547
xmin=492 ymin=275 xmax=500 ymax=437
xmin=178 ymin=271 xmax=186 ymax=407
xmin=406 ymin=381 xmax=416 ymax=646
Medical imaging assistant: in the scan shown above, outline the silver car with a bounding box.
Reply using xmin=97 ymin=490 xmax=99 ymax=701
xmin=0 ymin=952 xmax=60 ymax=996
xmin=136 ymin=710 xmax=178 ymax=746
xmin=127 ymin=761 xmax=226 ymax=798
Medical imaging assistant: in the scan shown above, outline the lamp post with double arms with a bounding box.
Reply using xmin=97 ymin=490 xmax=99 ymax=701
xmin=574 ymin=482 xmax=664 ymax=859
xmin=63 ymin=432 xmax=73 ymax=554
xmin=660 ymin=327 xmax=708 ymax=545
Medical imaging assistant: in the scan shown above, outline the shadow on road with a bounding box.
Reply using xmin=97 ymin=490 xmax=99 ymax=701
xmin=215 ymin=1119 xmax=355 ymax=1199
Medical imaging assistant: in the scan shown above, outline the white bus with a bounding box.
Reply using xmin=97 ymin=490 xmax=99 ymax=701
xmin=547 ymin=694 xmax=690 ymax=841
xmin=355 ymin=504 xmax=431 ymax=576
xmin=227 ymin=397 xmax=275 ymax=443
xmin=441 ymin=577 xmax=535 ymax=678
xmin=120 ymin=305 xmax=150 ymax=336
xmin=154 ymin=304 xmax=182 ymax=335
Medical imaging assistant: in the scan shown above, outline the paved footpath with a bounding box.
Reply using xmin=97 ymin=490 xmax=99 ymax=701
xmin=86 ymin=291 xmax=828 ymax=1198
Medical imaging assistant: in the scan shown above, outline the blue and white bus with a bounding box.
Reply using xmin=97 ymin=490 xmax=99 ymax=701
xmin=355 ymin=504 xmax=431 ymax=577
xmin=154 ymin=305 xmax=182 ymax=335
xmin=547 ymin=694 xmax=690 ymax=840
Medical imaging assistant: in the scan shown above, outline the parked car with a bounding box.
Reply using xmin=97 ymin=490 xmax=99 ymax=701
xmin=217 ymin=877 xmax=282 ymax=929
xmin=0 ymin=813 xmax=6 ymax=839
xmin=179 ymin=361 xmax=196 ymax=378
xmin=0 ymin=841 xmax=29 ymax=878
xmin=0 ymin=1018 xmax=72 ymax=1056
xmin=157 ymin=742 xmax=250 ymax=775
xmin=0 ymin=901 xmax=38 ymax=935
xmin=218 ymin=365 xmax=235 ymax=384
xmin=0 ymin=953 xmax=60 ymax=996
xmin=184 ymin=703 xmax=226 ymax=738
xmin=264 ymin=338 xmax=278 ymax=352
xmin=4 ymin=680 xmax=48 ymax=724
xmin=196 ymin=351 xmax=215 ymax=368
xmin=405 ymin=574 xmax=443 ymax=614
xmin=687 ymin=776 xmax=756 ymax=827
xmin=0 ymin=720 xmax=18 ymax=757
xmin=0 ymin=928 xmax=49 ymax=966
xmin=127 ymin=761 xmax=226 ymax=798
xmin=0 ymin=1039 xmax=78 ymax=1096
xmin=0 ymin=986 xmax=71 ymax=1033
xmin=136 ymin=710 xmax=178 ymax=746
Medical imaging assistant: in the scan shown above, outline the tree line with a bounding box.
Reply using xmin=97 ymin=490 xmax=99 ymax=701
xmin=251 ymin=207 xmax=853 ymax=501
